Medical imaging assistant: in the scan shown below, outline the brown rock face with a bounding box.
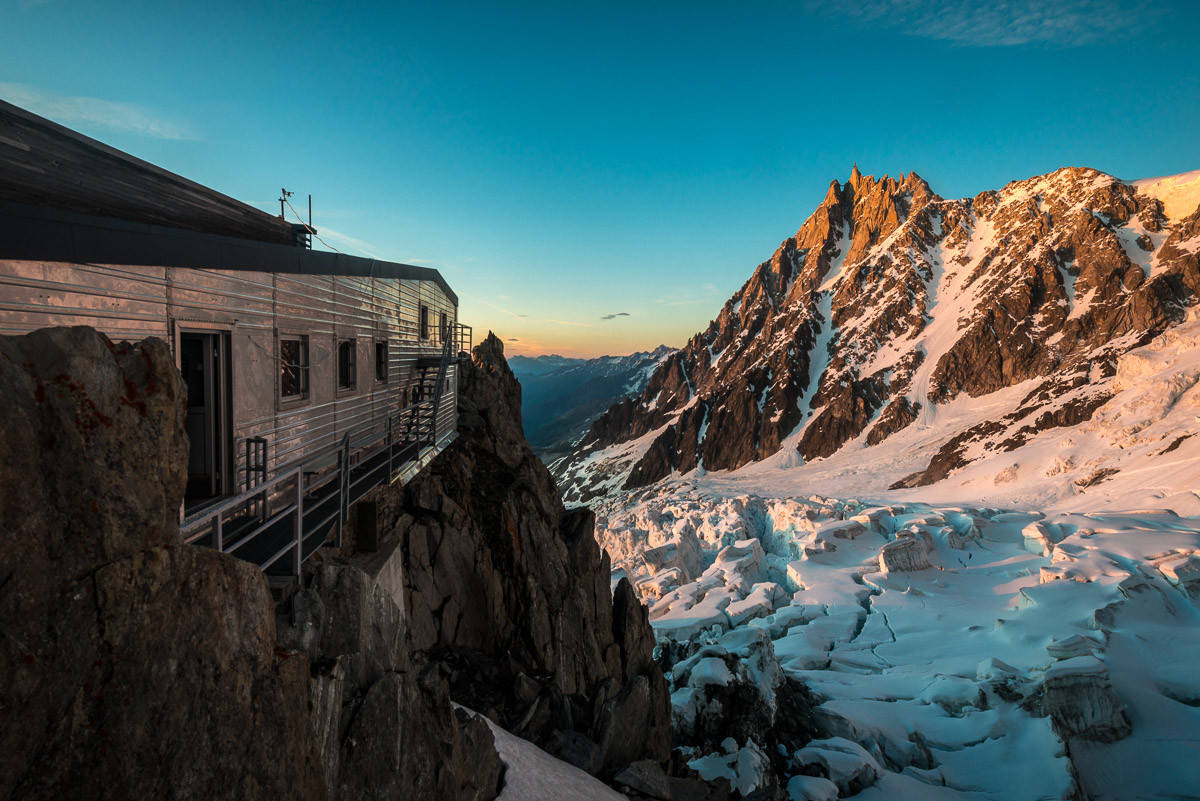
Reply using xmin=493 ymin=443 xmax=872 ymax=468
xmin=1 ymin=326 xmax=503 ymax=801
xmin=557 ymin=167 xmax=1200 ymax=499
xmin=0 ymin=327 xmax=325 ymax=800
xmin=352 ymin=332 xmax=672 ymax=777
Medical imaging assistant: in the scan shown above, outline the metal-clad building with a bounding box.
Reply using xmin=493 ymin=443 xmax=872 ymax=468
xmin=0 ymin=99 xmax=467 ymax=576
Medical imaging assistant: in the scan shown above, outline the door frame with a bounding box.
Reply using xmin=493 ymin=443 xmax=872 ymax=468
xmin=174 ymin=320 xmax=234 ymax=502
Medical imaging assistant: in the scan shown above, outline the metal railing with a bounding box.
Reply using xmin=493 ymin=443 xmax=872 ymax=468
xmin=179 ymin=323 xmax=471 ymax=579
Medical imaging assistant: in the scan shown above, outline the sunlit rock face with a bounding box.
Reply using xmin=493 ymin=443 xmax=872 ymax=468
xmin=555 ymin=167 xmax=1200 ymax=502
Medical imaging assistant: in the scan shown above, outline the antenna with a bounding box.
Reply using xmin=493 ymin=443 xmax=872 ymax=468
xmin=278 ymin=187 xmax=294 ymax=219
xmin=308 ymin=193 xmax=312 ymax=228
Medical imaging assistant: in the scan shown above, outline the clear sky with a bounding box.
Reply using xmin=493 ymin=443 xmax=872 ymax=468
xmin=3 ymin=0 xmax=1198 ymax=357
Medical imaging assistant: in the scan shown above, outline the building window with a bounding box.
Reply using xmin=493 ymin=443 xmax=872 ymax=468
xmin=279 ymin=335 xmax=309 ymax=400
xmin=337 ymin=338 xmax=357 ymax=390
xmin=440 ymin=311 xmax=448 ymax=343
xmin=375 ymin=340 xmax=388 ymax=383
xmin=420 ymin=305 xmax=430 ymax=340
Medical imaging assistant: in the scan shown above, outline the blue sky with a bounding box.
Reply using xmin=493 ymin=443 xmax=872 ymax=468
xmin=3 ymin=0 xmax=1198 ymax=356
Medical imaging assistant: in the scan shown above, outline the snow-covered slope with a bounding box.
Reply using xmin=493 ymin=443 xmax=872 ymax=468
xmin=595 ymin=489 xmax=1200 ymax=799
xmin=1133 ymin=168 xmax=1200 ymax=221
xmin=457 ymin=709 xmax=627 ymax=801
xmin=554 ymin=167 xmax=1200 ymax=510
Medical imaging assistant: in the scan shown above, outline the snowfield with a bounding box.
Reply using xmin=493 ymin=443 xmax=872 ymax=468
xmin=596 ymin=490 xmax=1200 ymax=799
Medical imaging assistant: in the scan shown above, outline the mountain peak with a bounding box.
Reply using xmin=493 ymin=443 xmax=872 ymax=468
xmin=556 ymin=164 xmax=1200 ymax=502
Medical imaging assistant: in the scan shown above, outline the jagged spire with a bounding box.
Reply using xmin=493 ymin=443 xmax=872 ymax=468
xmin=849 ymin=163 xmax=863 ymax=189
xmin=822 ymin=180 xmax=841 ymax=205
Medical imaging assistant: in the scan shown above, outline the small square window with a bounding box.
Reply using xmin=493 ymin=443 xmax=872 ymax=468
xmin=337 ymin=338 xmax=357 ymax=390
xmin=420 ymin=305 xmax=430 ymax=340
xmin=280 ymin=335 xmax=309 ymax=400
xmin=375 ymin=341 xmax=388 ymax=383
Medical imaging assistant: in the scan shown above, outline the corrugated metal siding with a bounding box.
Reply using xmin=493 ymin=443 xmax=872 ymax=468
xmin=0 ymin=259 xmax=458 ymax=488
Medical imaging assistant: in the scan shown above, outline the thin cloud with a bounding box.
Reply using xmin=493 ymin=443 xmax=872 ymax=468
xmin=460 ymin=292 xmax=529 ymax=321
xmin=807 ymin=0 xmax=1155 ymax=46
xmin=0 ymin=82 xmax=195 ymax=139
xmin=313 ymin=226 xmax=383 ymax=260
xmin=546 ymin=318 xmax=591 ymax=327
xmin=601 ymin=312 xmax=631 ymax=320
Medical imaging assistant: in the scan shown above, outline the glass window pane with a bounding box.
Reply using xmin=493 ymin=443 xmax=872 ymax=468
xmin=280 ymin=339 xmax=301 ymax=397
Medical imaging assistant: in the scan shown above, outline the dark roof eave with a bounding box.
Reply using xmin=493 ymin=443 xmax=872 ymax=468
xmin=0 ymin=199 xmax=458 ymax=306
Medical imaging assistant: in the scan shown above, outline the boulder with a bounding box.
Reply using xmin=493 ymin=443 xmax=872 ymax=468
xmin=613 ymin=759 xmax=672 ymax=799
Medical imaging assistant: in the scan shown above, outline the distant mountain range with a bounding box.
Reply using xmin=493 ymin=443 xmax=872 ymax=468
xmin=509 ymin=346 xmax=676 ymax=459
xmin=553 ymin=165 xmax=1200 ymax=507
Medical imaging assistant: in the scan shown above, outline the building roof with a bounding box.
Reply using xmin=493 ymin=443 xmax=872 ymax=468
xmin=0 ymin=100 xmax=457 ymax=304
xmin=0 ymin=99 xmax=298 ymax=245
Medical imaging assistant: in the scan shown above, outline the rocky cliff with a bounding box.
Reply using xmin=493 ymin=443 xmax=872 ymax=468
xmin=0 ymin=326 xmax=668 ymax=799
xmin=0 ymin=327 xmax=331 ymax=799
xmin=326 ymin=332 xmax=673 ymax=779
xmin=555 ymin=167 xmax=1200 ymax=501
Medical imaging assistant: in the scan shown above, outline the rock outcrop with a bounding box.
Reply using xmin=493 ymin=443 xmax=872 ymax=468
xmin=1042 ymin=656 xmax=1132 ymax=743
xmin=0 ymin=326 xmax=504 ymax=801
xmin=341 ymin=332 xmax=673 ymax=779
xmin=277 ymin=563 xmax=503 ymax=801
xmin=0 ymin=327 xmax=327 ymax=800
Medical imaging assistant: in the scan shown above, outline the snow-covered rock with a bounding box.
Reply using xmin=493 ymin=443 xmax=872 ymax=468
xmin=878 ymin=533 xmax=932 ymax=573
xmin=792 ymin=737 xmax=880 ymax=795
xmin=1043 ymin=656 xmax=1132 ymax=743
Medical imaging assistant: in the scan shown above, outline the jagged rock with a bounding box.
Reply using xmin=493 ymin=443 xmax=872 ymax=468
xmin=280 ymin=562 xmax=503 ymax=801
xmin=613 ymin=759 xmax=672 ymax=799
xmin=1043 ymin=656 xmax=1132 ymax=743
xmin=344 ymin=333 xmax=671 ymax=778
xmin=0 ymin=327 xmax=325 ymax=800
xmin=667 ymin=633 xmax=818 ymax=792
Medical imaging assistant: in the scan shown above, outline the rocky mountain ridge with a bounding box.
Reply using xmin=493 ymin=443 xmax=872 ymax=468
xmin=554 ymin=166 xmax=1200 ymax=502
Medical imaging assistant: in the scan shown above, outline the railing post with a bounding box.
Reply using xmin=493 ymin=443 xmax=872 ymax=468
xmin=386 ymin=415 xmax=393 ymax=481
xmin=293 ymin=471 xmax=303 ymax=579
xmin=215 ymin=514 xmax=224 ymax=553
xmin=336 ymin=445 xmax=344 ymax=548
xmin=337 ymin=434 xmax=350 ymax=549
